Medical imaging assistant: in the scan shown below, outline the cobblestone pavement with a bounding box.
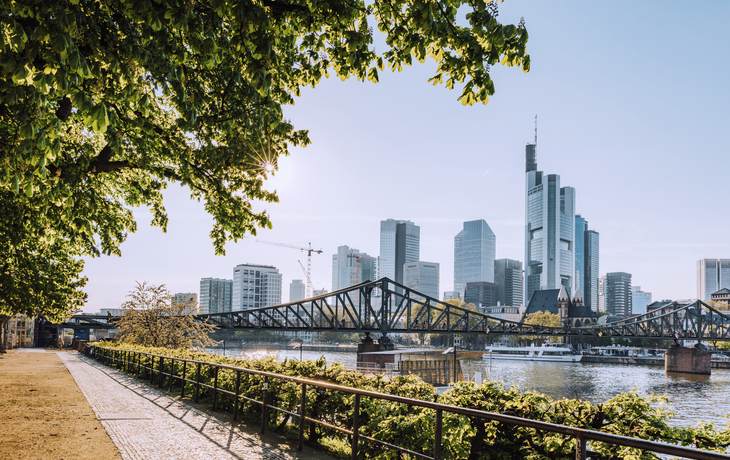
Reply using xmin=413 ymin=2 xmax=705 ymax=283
xmin=58 ymin=353 xmax=332 ymax=460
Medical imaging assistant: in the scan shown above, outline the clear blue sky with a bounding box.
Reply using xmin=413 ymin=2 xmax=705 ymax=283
xmin=80 ymin=1 xmax=730 ymax=311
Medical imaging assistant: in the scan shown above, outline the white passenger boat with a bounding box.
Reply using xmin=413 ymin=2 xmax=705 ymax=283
xmin=484 ymin=343 xmax=582 ymax=362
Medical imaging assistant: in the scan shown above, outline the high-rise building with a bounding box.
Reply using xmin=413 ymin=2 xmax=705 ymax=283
xmin=172 ymin=292 xmax=198 ymax=315
xmin=289 ymin=280 xmax=306 ymax=303
xmin=464 ymin=282 xmax=496 ymax=309
xmin=443 ymin=291 xmax=461 ymax=301
xmin=199 ymin=278 xmax=232 ymax=314
xmin=379 ymin=219 xmax=420 ymax=284
xmin=697 ymin=259 xmax=730 ymax=301
xmin=232 ymin=264 xmax=282 ymax=311
xmin=494 ymin=259 xmax=523 ymax=307
xmin=631 ymin=286 xmax=652 ymax=315
xmin=598 ymin=275 xmax=606 ymax=312
xmin=453 ymin=220 xmax=496 ymax=297
xmin=604 ymin=272 xmax=632 ymax=316
xmin=524 ymin=141 xmax=575 ymax=304
xmin=574 ymin=215 xmax=600 ymax=311
xmin=331 ymin=245 xmax=377 ymax=291
xmin=403 ymin=261 xmax=439 ymax=300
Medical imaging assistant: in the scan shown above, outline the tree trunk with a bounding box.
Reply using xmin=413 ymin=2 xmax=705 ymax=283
xmin=0 ymin=315 xmax=10 ymax=353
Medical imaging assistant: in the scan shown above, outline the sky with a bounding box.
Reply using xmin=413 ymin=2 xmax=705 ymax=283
xmin=80 ymin=1 xmax=730 ymax=312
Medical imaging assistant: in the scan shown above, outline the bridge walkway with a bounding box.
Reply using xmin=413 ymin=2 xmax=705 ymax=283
xmin=59 ymin=353 xmax=331 ymax=460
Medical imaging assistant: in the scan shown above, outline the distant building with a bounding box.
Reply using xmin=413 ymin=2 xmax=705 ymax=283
xmin=403 ymin=261 xmax=439 ymax=300
xmin=100 ymin=308 xmax=124 ymax=317
xmin=289 ymin=280 xmax=306 ymax=303
xmin=481 ymin=305 xmax=521 ymax=322
xmin=232 ymin=264 xmax=282 ymax=311
xmin=523 ymin=286 xmax=596 ymax=327
xmin=494 ymin=258 xmax=523 ymax=307
xmin=604 ymin=272 xmax=632 ymax=316
xmin=712 ymin=288 xmax=730 ymax=303
xmin=524 ymin=141 xmax=576 ymax=303
xmin=697 ymin=259 xmax=730 ymax=301
xmin=443 ymin=291 xmax=461 ymax=301
xmin=172 ymin=292 xmax=199 ymax=315
xmin=646 ymin=300 xmax=673 ymax=312
xmin=630 ymin=286 xmax=652 ymax=315
xmin=598 ymin=275 xmax=606 ymax=312
xmin=199 ymin=278 xmax=232 ymax=314
xmin=379 ymin=219 xmax=420 ymax=285
xmin=331 ymin=245 xmax=376 ymax=291
xmin=575 ymin=215 xmax=600 ymax=311
xmin=454 ymin=220 xmax=496 ymax=297
xmin=464 ymin=282 xmax=496 ymax=309
xmin=312 ymin=288 xmax=328 ymax=296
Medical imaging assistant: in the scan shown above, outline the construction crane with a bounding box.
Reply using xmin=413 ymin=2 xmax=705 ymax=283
xmin=297 ymin=260 xmax=318 ymax=297
xmin=256 ymin=240 xmax=323 ymax=298
xmin=347 ymin=253 xmax=380 ymax=285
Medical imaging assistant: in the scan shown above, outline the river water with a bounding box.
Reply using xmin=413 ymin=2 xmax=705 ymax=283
xmin=217 ymin=347 xmax=730 ymax=429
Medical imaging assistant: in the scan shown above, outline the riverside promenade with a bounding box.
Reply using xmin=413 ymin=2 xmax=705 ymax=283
xmin=58 ymin=352 xmax=331 ymax=460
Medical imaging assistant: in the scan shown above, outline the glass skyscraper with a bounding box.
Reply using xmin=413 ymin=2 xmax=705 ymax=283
xmin=604 ymin=272 xmax=632 ymax=316
xmin=453 ymin=219 xmax=496 ymax=297
xmin=575 ymin=215 xmax=600 ymax=311
xmin=379 ymin=219 xmax=420 ymax=284
xmin=331 ymin=245 xmax=376 ymax=291
xmin=525 ymin=142 xmax=575 ymax=304
xmin=403 ymin=261 xmax=440 ymax=300
xmin=697 ymin=259 xmax=730 ymax=301
xmin=494 ymin=258 xmax=523 ymax=307
xmin=199 ymin=278 xmax=232 ymax=314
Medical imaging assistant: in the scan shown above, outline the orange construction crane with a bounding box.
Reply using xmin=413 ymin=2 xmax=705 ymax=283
xmin=256 ymin=240 xmax=323 ymax=298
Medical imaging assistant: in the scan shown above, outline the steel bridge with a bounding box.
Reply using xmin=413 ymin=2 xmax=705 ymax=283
xmin=192 ymin=278 xmax=730 ymax=342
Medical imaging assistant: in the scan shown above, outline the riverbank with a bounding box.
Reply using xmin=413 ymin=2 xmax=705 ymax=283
xmin=212 ymin=343 xmax=358 ymax=353
xmin=582 ymin=355 xmax=730 ymax=368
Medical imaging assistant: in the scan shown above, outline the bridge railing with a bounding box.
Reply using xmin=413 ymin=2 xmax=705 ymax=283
xmin=86 ymin=345 xmax=730 ymax=460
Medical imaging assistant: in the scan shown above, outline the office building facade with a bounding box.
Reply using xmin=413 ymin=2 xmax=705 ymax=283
xmin=232 ymin=264 xmax=282 ymax=311
xmin=494 ymin=258 xmax=523 ymax=307
xmin=332 ymin=245 xmax=376 ymax=291
xmin=379 ymin=219 xmax=420 ymax=284
xmin=604 ymin=272 xmax=632 ymax=316
xmin=289 ymin=280 xmax=306 ymax=303
xmin=697 ymin=259 xmax=730 ymax=301
xmin=464 ymin=281 xmax=496 ymax=309
xmin=631 ymin=286 xmax=652 ymax=315
xmin=524 ymin=142 xmax=576 ymax=304
xmin=172 ymin=292 xmax=199 ymax=314
xmin=403 ymin=261 xmax=439 ymax=300
xmin=454 ymin=219 xmax=496 ymax=297
xmin=575 ymin=215 xmax=600 ymax=311
xmin=199 ymin=278 xmax=232 ymax=314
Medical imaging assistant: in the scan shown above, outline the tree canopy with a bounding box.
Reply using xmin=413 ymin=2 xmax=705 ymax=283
xmin=0 ymin=0 xmax=529 ymax=319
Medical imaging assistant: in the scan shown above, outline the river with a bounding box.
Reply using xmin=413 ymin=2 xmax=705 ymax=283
xmin=215 ymin=347 xmax=730 ymax=429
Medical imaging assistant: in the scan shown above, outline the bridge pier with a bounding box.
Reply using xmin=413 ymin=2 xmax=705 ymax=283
xmin=356 ymin=333 xmax=395 ymax=369
xmin=665 ymin=343 xmax=711 ymax=375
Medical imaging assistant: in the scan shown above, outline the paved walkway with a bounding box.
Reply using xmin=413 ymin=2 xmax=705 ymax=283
xmin=59 ymin=353 xmax=331 ymax=460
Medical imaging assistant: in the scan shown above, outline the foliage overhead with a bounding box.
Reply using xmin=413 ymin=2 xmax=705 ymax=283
xmin=0 ymin=0 xmax=530 ymax=258
xmin=114 ymin=281 xmax=215 ymax=349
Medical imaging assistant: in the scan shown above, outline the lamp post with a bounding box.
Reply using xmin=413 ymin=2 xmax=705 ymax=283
xmin=292 ymin=339 xmax=303 ymax=361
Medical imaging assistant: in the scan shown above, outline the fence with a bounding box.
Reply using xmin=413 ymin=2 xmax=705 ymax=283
xmin=86 ymin=345 xmax=730 ymax=460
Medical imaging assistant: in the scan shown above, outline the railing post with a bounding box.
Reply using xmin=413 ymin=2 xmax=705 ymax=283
xmin=181 ymin=361 xmax=187 ymax=397
xmin=136 ymin=352 xmax=140 ymax=376
xmin=261 ymin=376 xmax=269 ymax=433
xmin=351 ymin=394 xmax=360 ymax=460
xmin=169 ymin=358 xmax=175 ymax=392
xmin=434 ymin=408 xmax=443 ymax=460
xmin=212 ymin=366 xmax=219 ymax=411
xmin=298 ymin=383 xmax=307 ymax=451
xmin=194 ymin=362 xmax=201 ymax=403
xmin=575 ymin=434 xmax=587 ymax=460
xmin=158 ymin=357 xmax=164 ymax=387
xmin=233 ymin=370 xmax=241 ymax=421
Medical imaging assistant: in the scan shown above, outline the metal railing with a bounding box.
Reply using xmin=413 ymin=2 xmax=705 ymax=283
xmin=87 ymin=345 xmax=730 ymax=460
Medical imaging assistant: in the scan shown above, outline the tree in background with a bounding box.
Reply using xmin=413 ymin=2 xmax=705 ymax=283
xmin=520 ymin=310 xmax=562 ymax=345
xmin=115 ymin=282 xmax=215 ymax=349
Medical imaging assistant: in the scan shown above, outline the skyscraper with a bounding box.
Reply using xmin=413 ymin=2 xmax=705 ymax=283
xmin=331 ymin=245 xmax=376 ymax=291
xmin=289 ymin=280 xmax=306 ymax=303
xmin=604 ymin=272 xmax=632 ymax=316
xmin=697 ymin=259 xmax=730 ymax=301
xmin=524 ymin=141 xmax=575 ymax=304
xmin=199 ymin=278 xmax=232 ymax=314
xmin=575 ymin=215 xmax=600 ymax=311
xmin=494 ymin=258 xmax=523 ymax=307
xmin=453 ymin=219 xmax=496 ymax=297
xmin=631 ymin=286 xmax=652 ymax=315
xmin=379 ymin=219 xmax=420 ymax=284
xmin=403 ymin=261 xmax=439 ymax=300
xmin=172 ymin=292 xmax=199 ymax=315
xmin=232 ymin=264 xmax=282 ymax=311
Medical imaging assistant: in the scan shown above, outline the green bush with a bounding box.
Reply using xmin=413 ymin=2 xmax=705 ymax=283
xmin=91 ymin=343 xmax=730 ymax=459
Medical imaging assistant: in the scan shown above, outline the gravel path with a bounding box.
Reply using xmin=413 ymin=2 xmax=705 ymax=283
xmin=58 ymin=353 xmax=331 ymax=460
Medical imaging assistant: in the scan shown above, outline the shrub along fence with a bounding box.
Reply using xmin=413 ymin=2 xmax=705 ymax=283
xmin=86 ymin=344 xmax=730 ymax=460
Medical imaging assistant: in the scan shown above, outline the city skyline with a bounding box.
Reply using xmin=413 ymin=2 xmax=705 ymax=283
xmin=78 ymin=2 xmax=730 ymax=312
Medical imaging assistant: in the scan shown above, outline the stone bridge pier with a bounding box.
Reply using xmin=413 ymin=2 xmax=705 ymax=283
xmin=665 ymin=343 xmax=712 ymax=375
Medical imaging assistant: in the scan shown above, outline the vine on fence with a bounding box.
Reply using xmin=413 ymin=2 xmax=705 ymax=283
xmin=93 ymin=343 xmax=730 ymax=459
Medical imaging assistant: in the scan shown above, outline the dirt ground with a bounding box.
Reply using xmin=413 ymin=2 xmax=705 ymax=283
xmin=0 ymin=349 xmax=122 ymax=460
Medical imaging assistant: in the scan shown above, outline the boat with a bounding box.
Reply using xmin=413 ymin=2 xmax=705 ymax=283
xmin=484 ymin=343 xmax=582 ymax=362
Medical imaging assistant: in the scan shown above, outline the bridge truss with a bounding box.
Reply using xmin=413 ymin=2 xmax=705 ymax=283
xmin=197 ymin=278 xmax=730 ymax=342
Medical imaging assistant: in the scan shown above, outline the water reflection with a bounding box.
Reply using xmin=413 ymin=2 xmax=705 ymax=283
xmin=212 ymin=347 xmax=730 ymax=428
